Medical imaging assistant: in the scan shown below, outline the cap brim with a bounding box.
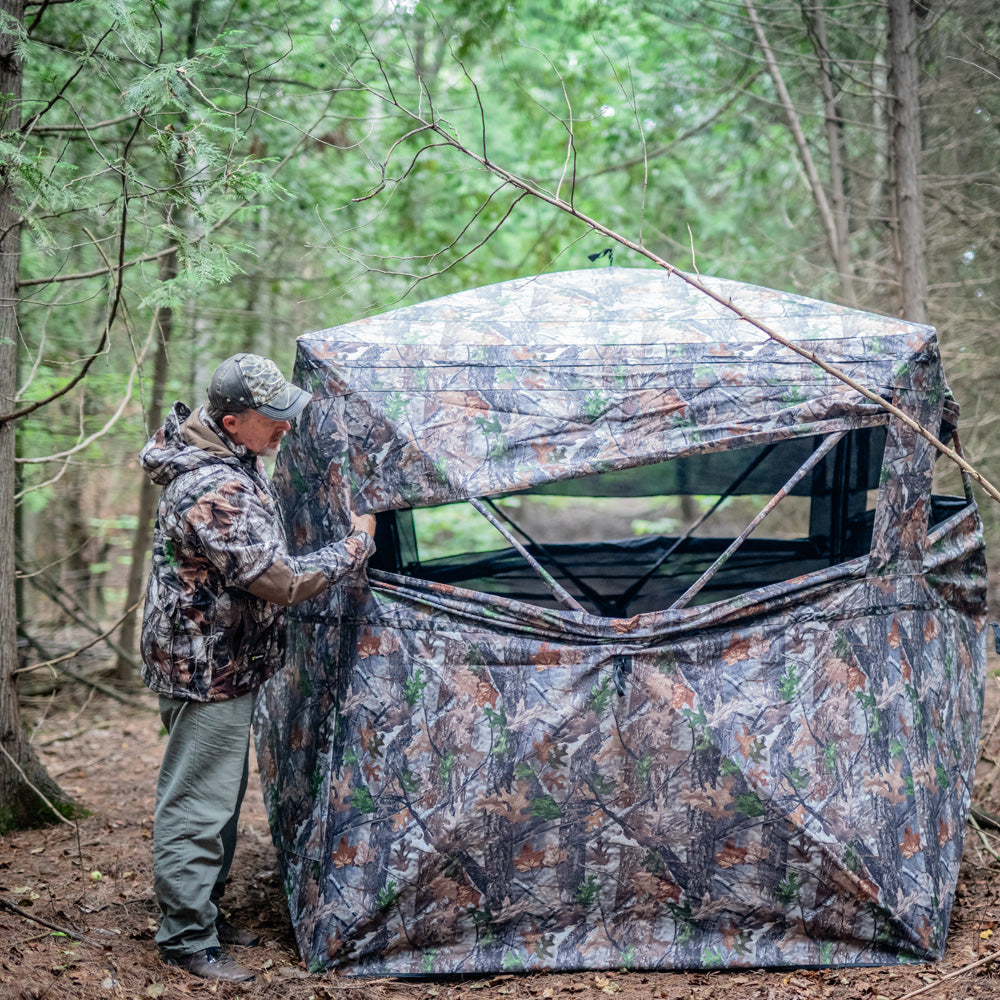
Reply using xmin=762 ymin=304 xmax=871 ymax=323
xmin=254 ymin=384 xmax=312 ymax=421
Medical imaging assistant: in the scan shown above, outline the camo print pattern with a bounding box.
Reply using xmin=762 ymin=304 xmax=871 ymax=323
xmin=255 ymin=269 xmax=987 ymax=972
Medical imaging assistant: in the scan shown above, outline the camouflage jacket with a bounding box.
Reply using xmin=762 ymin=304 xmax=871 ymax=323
xmin=139 ymin=402 xmax=374 ymax=702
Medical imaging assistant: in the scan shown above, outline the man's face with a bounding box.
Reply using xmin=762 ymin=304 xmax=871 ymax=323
xmin=223 ymin=409 xmax=292 ymax=458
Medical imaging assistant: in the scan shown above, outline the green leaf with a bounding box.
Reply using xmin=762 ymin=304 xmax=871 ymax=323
xmin=778 ymin=662 xmax=801 ymax=703
xmin=574 ymin=873 xmax=600 ymax=908
xmin=735 ymin=793 xmax=766 ymax=818
xmin=529 ymin=794 xmax=562 ymax=820
xmin=351 ymin=786 xmax=375 ymax=814
xmin=404 ymin=667 xmax=428 ymax=707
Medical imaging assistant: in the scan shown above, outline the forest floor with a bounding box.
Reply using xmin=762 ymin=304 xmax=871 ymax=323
xmin=5 ymin=669 xmax=1000 ymax=1000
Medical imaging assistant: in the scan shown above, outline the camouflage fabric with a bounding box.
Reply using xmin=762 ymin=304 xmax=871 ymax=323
xmin=278 ymin=268 xmax=955 ymax=519
xmin=139 ymin=402 xmax=374 ymax=702
xmin=254 ymin=268 xmax=987 ymax=972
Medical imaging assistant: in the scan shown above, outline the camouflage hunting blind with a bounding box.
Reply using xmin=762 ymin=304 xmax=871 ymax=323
xmin=254 ymin=267 xmax=987 ymax=974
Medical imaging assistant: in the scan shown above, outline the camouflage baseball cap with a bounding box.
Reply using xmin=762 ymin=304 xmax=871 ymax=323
xmin=208 ymin=353 xmax=312 ymax=421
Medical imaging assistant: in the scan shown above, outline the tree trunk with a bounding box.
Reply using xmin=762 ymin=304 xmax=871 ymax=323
xmin=0 ymin=0 xmax=76 ymax=832
xmin=802 ymin=0 xmax=857 ymax=306
xmin=115 ymin=0 xmax=203 ymax=681
xmin=887 ymin=0 xmax=928 ymax=323
xmin=114 ymin=279 xmax=176 ymax=682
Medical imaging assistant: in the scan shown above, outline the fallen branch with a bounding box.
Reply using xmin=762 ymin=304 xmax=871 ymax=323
xmin=17 ymin=599 xmax=143 ymax=685
xmin=0 ymin=898 xmax=102 ymax=947
xmin=969 ymin=813 xmax=1000 ymax=863
xmin=16 ymin=568 xmax=142 ymax=675
xmin=891 ymin=950 xmax=1000 ymax=1000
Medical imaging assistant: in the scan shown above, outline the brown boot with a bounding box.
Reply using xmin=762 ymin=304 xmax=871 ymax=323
xmin=164 ymin=947 xmax=255 ymax=982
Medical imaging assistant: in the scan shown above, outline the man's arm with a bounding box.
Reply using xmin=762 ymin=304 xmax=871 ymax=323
xmin=246 ymin=527 xmax=375 ymax=606
xmin=182 ymin=474 xmax=375 ymax=606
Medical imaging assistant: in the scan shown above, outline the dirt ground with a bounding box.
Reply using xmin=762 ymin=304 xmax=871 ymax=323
xmin=5 ymin=670 xmax=1000 ymax=1000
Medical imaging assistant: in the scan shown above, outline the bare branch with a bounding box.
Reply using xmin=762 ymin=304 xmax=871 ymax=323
xmin=351 ymin=63 xmax=1000 ymax=507
xmin=15 ymin=598 xmax=142 ymax=680
xmin=29 ymin=113 xmax=138 ymax=134
xmin=742 ymin=0 xmax=841 ymax=270
xmin=0 ymin=116 xmax=142 ymax=425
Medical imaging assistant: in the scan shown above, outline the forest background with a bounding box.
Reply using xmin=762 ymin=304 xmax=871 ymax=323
xmin=0 ymin=0 xmax=998 ymax=874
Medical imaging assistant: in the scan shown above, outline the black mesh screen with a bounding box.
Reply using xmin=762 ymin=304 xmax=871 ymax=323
xmin=369 ymin=426 xmax=906 ymax=614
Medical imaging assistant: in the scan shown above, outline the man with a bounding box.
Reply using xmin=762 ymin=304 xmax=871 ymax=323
xmin=139 ymin=353 xmax=375 ymax=982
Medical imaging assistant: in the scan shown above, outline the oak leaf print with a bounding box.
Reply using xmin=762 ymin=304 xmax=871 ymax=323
xmin=475 ymin=678 xmax=499 ymax=708
xmin=531 ymin=643 xmax=562 ymax=670
xmin=531 ymin=438 xmax=556 ymax=464
xmin=715 ymin=841 xmax=748 ymax=868
xmin=358 ymin=628 xmax=381 ymax=659
xmin=514 ymin=843 xmax=545 ymax=872
xmin=187 ymin=491 xmax=241 ymax=532
xmin=331 ymin=836 xmax=358 ymax=868
xmin=888 ymin=617 xmax=902 ymax=649
xmin=671 ymin=682 xmax=695 ymax=711
xmin=900 ymin=826 xmax=922 ymax=859
xmin=722 ymin=633 xmax=770 ymax=665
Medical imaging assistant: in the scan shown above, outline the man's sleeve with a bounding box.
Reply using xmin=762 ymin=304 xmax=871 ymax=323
xmin=182 ymin=472 xmax=375 ymax=606
xmin=246 ymin=529 xmax=376 ymax=606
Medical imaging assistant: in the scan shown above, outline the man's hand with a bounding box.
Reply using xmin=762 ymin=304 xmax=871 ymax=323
xmin=351 ymin=512 xmax=376 ymax=536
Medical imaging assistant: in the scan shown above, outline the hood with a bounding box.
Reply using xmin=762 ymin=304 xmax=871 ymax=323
xmin=140 ymin=402 xmax=249 ymax=487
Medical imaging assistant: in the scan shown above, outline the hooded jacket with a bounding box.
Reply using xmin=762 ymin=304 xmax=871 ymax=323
xmin=139 ymin=402 xmax=374 ymax=702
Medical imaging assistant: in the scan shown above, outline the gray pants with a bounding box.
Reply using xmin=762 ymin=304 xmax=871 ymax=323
xmin=153 ymin=693 xmax=254 ymax=958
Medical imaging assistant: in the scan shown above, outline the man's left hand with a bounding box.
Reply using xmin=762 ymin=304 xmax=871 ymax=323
xmin=351 ymin=513 xmax=376 ymax=536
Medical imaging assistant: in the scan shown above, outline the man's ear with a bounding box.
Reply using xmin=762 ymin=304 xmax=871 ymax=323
xmin=221 ymin=413 xmax=240 ymax=435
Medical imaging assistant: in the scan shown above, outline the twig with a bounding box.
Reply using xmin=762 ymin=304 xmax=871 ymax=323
xmin=971 ymin=806 xmax=1000 ymax=832
xmin=0 ymin=898 xmax=101 ymax=947
xmin=53 ymin=738 xmax=162 ymax=780
xmin=979 ymin=680 xmax=1000 ymax=753
xmin=16 ymin=567 xmax=142 ymax=673
xmin=743 ymin=0 xmax=840 ymax=272
xmin=890 ymin=951 xmax=1000 ymax=1000
xmin=969 ymin=813 xmax=1000 ymax=862
xmin=17 ymin=599 xmax=142 ymax=676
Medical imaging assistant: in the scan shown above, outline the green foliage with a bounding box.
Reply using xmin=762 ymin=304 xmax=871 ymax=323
xmin=735 ymin=792 xmax=766 ymax=818
xmin=309 ymin=763 xmax=324 ymax=798
xmin=483 ymin=705 xmax=511 ymax=757
xmin=778 ymin=662 xmax=802 ymax=703
xmin=412 ymin=499 xmax=515 ymax=560
xmin=529 ymin=793 xmax=562 ymax=821
xmin=777 ymin=872 xmax=802 ymax=906
xmin=350 ymin=785 xmax=375 ymax=813
xmin=574 ymin=873 xmax=601 ymax=908
xmin=403 ymin=667 xmax=428 ymax=707
xmin=439 ymin=752 xmax=456 ymax=783
xmin=376 ymin=880 xmax=399 ymax=910
xmin=588 ymin=675 xmax=615 ymax=714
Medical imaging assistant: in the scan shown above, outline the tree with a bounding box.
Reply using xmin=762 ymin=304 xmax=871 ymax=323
xmin=1 ymin=0 xmax=341 ymax=830
xmin=1 ymin=0 xmax=77 ymax=828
